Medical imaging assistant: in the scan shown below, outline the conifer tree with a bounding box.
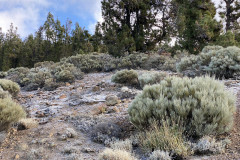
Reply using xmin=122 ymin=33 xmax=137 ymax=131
xmin=175 ymin=0 xmax=221 ymax=53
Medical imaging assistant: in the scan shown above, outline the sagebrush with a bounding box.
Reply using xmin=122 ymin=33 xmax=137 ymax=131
xmin=0 ymin=79 xmax=20 ymax=97
xmin=0 ymin=98 xmax=26 ymax=131
xmin=128 ymin=76 xmax=236 ymax=137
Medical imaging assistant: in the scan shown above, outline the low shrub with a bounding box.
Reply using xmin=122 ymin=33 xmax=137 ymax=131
xmin=162 ymin=58 xmax=177 ymax=72
xmin=25 ymin=70 xmax=52 ymax=90
xmin=148 ymin=150 xmax=171 ymax=160
xmin=17 ymin=118 xmax=38 ymax=130
xmin=177 ymin=46 xmax=240 ymax=78
xmin=0 ymin=72 xmax=7 ymax=78
xmin=191 ymin=136 xmax=226 ymax=154
xmin=64 ymin=54 xmax=103 ymax=73
xmin=110 ymin=139 xmax=133 ymax=152
xmin=43 ymin=78 xmax=60 ymax=91
xmin=0 ymin=79 xmax=20 ymax=97
xmin=138 ymin=122 xmax=190 ymax=157
xmin=119 ymin=53 xmax=148 ymax=69
xmin=53 ymin=62 xmax=84 ymax=83
xmin=201 ymin=45 xmax=223 ymax=53
xmin=98 ymin=148 xmax=137 ymax=160
xmin=0 ymin=87 xmax=11 ymax=99
xmin=141 ymin=54 xmax=166 ymax=70
xmin=91 ymin=122 xmax=122 ymax=144
xmin=55 ymin=70 xmax=75 ymax=83
xmin=111 ymin=70 xmax=138 ymax=86
xmin=7 ymin=67 xmax=30 ymax=85
xmin=0 ymin=98 xmax=26 ymax=131
xmin=128 ymin=76 xmax=236 ymax=137
xmin=34 ymin=61 xmax=55 ymax=68
xmin=138 ymin=71 xmax=168 ymax=89
xmin=176 ymin=55 xmax=199 ymax=73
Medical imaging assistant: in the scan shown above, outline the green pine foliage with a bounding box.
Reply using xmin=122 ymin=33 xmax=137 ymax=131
xmin=128 ymin=76 xmax=236 ymax=137
xmin=175 ymin=0 xmax=221 ymax=53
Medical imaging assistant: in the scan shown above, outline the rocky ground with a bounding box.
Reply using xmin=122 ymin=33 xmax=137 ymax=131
xmin=0 ymin=71 xmax=240 ymax=160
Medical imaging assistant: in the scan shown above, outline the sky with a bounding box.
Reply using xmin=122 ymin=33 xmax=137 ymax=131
xmin=0 ymin=0 xmax=221 ymax=38
xmin=0 ymin=0 xmax=103 ymax=37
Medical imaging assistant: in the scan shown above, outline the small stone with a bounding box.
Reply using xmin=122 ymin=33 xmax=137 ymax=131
xmin=58 ymin=134 xmax=68 ymax=141
xmin=121 ymin=86 xmax=129 ymax=92
xmin=66 ymin=128 xmax=78 ymax=138
xmin=81 ymin=147 xmax=95 ymax=153
xmin=113 ymin=106 xmax=120 ymax=113
xmin=105 ymin=95 xmax=119 ymax=106
xmin=48 ymin=142 xmax=56 ymax=148
xmin=92 ymin=86 xmax=100 ymax=92
xmin=31 ymin=140 xmax=37 ymax=144
xmin=60 ymin=94 xmax=67 ymax=99
xmin=15 ymin=154 xmax=20 ymax=159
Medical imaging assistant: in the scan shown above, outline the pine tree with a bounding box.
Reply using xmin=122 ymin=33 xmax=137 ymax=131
xmin=101 ymin=0 xmax=174 ymax=56
xmin=175 ymin=0 xmax=221 ymax=53
xmin=2 ymin=23 xmax=22 ymax=70
xmin=219 ymin=0 xmax=240 ymax=31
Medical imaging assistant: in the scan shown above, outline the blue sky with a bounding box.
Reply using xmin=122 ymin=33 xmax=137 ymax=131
xmin=0 ymin=0 xmax=221 ymax=38
xmin=0 ymin=0 xmax=103 ymax=38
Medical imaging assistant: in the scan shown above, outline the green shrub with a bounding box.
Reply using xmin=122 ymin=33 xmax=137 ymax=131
xmin=53 ymin=62 xmax=84 ymax=82
xmin=201 ymin=45 xmax=223 ymax=53
xmin=119 ymin=53 xmax=148 ymax=69
xmin=138 ymin=71 xmax=168 ymax=89
xmin=177 ymin=46 xmax=240 ymax=78
xmin=0 ymin=98 xmax=26 ymax=131
xmin=191 ymin=136 xmax=226 ymax=154
xmin=7 ymin=67 xmax=30 ymax=85
xmin=27 ymin=71 xmax=52 ymax=88
xmin=43 ymin=78 xmax=60 ymax=91
xmin=64 ymin=54 xmax=103 ymax=73
xmin=0 ymin=72 xmax=7 ymax=78
xmin=162 ymin=58 xmax=177 ymax=72
xmin=110 ymin=139 xmax=133 ymax=152
xmin=0 ymin=79 xmax=20 ymax=97
xmin=111 ymin=70 xmax=138 ymax=86
xmin=0 ymin=87 xmax=11 ymax=99
xmin=128 ymin=76 xmax=236 ymax=137
xmin=176 ymin=55 xmax=199 ymax=73
xmin=98 ymin=148 xmax=137 ymax=160
xmin=55 ymin=70 xmax=75 ymax=83
xmin=34 ymin=61 xmax=55 ymax=68
xmin=205 ymin=46 xmax=240 ymax=78
xmin=138 ymin=122 xmax=190 ymax=157
xmin=141 ymin=54 xmax=166 ymax=70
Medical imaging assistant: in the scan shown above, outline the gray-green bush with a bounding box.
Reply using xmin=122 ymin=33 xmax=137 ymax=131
xmin=7 ymin=67 xmax=30 ymax=85
xmin=138 ymin=122 xmax=190 ymax=157
xmin=0 ymin=79 xmax=20 ymax=97
xmin=111 ymin=70 xmax=138 ymax=86
xmin=0 ymin=98 xmax=26 ymax=131
xmin=138 ymin=71 xmax=168 ymax=88
xmin=128 ymin=76 xmax=236 ymax=137
xmin=177 ymin=46 xmax=240 ymax=78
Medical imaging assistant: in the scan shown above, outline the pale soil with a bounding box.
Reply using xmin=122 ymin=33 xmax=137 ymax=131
xmin=0 ymin=72 xmax=240 ymax=160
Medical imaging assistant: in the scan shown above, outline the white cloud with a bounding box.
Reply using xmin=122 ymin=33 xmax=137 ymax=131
xmin=0 ymin=0 xmax=50 ymax=37
xmin=0 ymin=0 xmax=103 ymax=37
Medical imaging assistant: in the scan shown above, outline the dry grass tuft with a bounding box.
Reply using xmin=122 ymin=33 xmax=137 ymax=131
xmin=98 ymin=148 xmax=137 ymax=160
